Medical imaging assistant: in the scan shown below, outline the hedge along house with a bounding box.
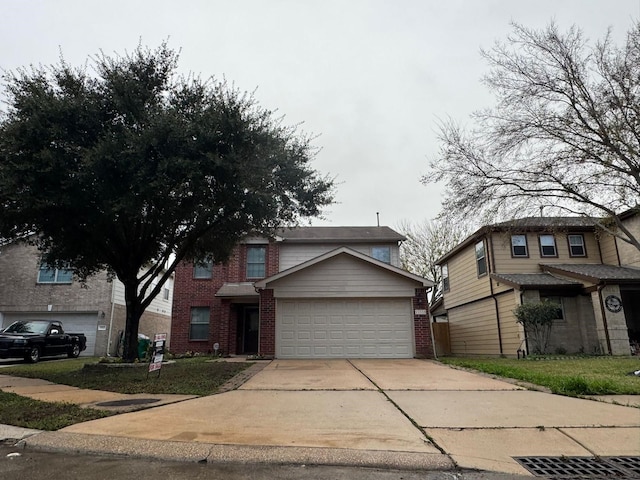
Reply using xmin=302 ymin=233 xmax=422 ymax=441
xmin=434 ymin=216 xmax=640 ymax=357
xmin=170 ymin=227 xmax=435 ymax=358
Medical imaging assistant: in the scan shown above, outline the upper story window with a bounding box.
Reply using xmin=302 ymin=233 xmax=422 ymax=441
xmin=475 ymin=240 xmax=487 ymax=276
xmin=539 ymin=234 xmax=557 ymax=257
xmin=441 ymin=264 xmax=449 ymax=292
xmin=163 ymin=287 xmax=170 ymax=301
xmin=371 ymin=246 xmax=391 ymax=264
xmin=511 ymin=234 xmax=528 ymax=257
xmin=193 ymin=260 xmax=213 ymax=279
xmin=246 ymin=245 xmax=266 ymax=278
xmin=38 ymin=264 xmax=73 ymax=284
xmin=568 ymin=234 xmax=586 ymax=257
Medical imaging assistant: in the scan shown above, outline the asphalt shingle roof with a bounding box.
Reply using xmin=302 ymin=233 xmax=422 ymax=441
xmin=490 ymin=273 xmax=583 ymax=289
xmin=541 ymin=264 xmax=640 ymax=282
xmin=277 ymin=226 xmax=405 ymax=243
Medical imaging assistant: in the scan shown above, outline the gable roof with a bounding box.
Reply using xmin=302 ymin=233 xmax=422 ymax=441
xmin=254 ymin=246 xmax=432 ymax=288
xmin=437 ymin=216 xmax=598 ymax=265
xmin=541 ymin=263 xmax=640 ymax=284
xmin=276 ymin=226 xmax=405 ymax=243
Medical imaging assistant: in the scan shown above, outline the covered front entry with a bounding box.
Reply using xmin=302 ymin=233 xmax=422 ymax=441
xmin=276 ymin=298 xmax=414 ymax=358
xmin=237 ymin=305 xmax=259 ymax=354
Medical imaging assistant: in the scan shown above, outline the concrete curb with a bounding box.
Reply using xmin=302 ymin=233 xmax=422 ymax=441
xmin=21 ymin=431 xmax=455 ymax=471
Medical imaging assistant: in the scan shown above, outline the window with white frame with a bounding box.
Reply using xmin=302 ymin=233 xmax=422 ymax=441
xmin=193 ymin=260 xmax=213 ymax=279
xmin=163 ymin=287 xmax=170 ymax=301
xmin=511 ymin=234 xmax=528 ymax=257
xmin=475 ymin=240 xmax=487 ymax=276
xmin=441 ymin=264 xmax=449 ymax=292
xmin=38 ymin=264 xmax=73 ymax=283
xmin=568 ymin=234 xmax=586 ymax=257
xmin=246 ymin=246 xmax=266 ymax=278
xmin=190 ymin=307 xmax=210 ymax=340
xmin=371 ymin=246 xmax=391 ymax=263
xmin=539 ymin=234 xmax=557 ymax=257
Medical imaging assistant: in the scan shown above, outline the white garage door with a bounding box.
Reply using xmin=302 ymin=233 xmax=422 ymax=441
xmin=276 ymin=298 xmax=414 ymax=358
xmin=2 ymin=313 xmax=98 ymax=356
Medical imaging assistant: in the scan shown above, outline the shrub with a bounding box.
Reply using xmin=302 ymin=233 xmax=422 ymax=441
xmin=514 ymin=301 xmax=562 ymax=354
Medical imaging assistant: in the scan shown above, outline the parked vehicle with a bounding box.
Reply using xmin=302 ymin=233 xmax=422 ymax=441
xmin=0 ymin=320 xmax=87 ymax=363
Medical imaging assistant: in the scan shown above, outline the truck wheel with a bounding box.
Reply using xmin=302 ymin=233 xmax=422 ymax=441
xmin=25 ymin=346 xmax=40 ymax=363
xmin=68 ymin=343 xmax=81 ymax=358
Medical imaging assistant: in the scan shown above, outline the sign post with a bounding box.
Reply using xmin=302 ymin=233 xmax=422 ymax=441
xmin=148 ymin=333 xmax=167 ymax=378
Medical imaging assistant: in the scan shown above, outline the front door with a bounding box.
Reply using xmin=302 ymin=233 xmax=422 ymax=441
xmin=241 ymin=307 xmax=259 ymax=354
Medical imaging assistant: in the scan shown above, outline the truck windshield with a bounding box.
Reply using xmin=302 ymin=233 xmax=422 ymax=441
xmin=3 ymin=321 xmax=49 ymax=334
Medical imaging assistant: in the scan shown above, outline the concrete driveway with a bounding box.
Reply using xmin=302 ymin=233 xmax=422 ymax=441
xmin=31 ymin=359 xmax=640 ymax=475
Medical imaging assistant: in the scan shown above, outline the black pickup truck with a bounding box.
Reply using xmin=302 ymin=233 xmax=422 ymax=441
xmin=0 ymin=320 xmax=87 ymax=363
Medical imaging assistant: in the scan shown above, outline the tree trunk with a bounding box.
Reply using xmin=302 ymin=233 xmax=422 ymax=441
xmin=122 ymin=281 xmax=143 ymax=363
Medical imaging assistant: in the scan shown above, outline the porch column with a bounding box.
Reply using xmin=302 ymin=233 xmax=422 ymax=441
xmin=592 ymin=285 xmax=630 ymax=355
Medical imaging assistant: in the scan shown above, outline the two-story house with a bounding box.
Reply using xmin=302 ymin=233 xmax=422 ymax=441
xmin=170 ymin=226 xmax=435 ymax=358
xmin=0 ymin=239 xmax=174 ymax=356
xmin=434 ymin=216 xmax=640 ymax=357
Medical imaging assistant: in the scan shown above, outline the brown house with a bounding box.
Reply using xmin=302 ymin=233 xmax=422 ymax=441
xmin=170 ymin=227 xmax=435 ymax=358
xmin=434 ymin=216 xmax=640 ymax=357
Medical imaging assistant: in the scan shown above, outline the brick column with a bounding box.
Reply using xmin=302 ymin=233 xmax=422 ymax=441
xmin=259 ymin=289 xmax=275 ymax=357
xmin=413 ymin=287 xmax=435 ymax=358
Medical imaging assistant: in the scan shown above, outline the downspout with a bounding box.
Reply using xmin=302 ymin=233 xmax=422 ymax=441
xmin=488 ymin=233 xmax=504 ymax=355
xmin=596 ymin=284 xmax=613 ymax=355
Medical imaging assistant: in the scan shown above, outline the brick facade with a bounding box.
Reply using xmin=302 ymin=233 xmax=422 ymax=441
xmin=258 ymin=289 xmax=276 ymax=356
xmin=413 ymin=287 xmax=435 ymax=358
xmin=170 ymin=242 xmax=278 ymax=354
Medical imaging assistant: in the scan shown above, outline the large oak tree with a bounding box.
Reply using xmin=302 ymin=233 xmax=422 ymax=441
xmin=426 ymin=21 xmax=640 ymax=250
xmin=0 ymin=44 xmax=333 ymax=361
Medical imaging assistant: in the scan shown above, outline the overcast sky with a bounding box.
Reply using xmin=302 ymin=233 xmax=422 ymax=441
xmin=2 ymin=1 xmax=638 ymax=229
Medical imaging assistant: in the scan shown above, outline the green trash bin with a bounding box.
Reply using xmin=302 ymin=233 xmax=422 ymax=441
xmin=137 ymin=334 xmax=150 ymax=360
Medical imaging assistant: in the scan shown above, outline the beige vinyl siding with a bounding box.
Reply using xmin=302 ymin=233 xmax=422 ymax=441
xmin=448 ymin=298 xmax=501 ymax=356
xmin=279 ymin=243 xmax=401 ymax=271
xmin=496 ymin=291 xmax=523 ymax=356
xmin=269 ymin=254 xmax=418 ymax=298
xmin=112 ymin=274 xmax=173 ymax=315
xmin=490 ymin=232 xmax=602 ymax=273
xmin=599 ymin=232 xmax=619 ymax=265
xmin=443 ymin=242 xmax=492 ymax=308
xmin=617 ymin=215 xmax=640 ymax=267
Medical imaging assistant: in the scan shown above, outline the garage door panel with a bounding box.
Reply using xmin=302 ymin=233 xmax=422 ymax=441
xmin=276 ymin=298 xmax=413 ymax=359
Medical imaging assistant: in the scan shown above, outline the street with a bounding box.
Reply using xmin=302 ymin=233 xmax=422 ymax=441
xmin=0 ymin=446 xmax=533 ymax=480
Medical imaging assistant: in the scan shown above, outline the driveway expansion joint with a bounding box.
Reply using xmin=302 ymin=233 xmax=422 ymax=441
xmin=346 ymin=360 xmax=450 ymax=457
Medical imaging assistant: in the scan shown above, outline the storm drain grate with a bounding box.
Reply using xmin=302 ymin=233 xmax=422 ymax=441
xmin=515 ymin=456 xmax=640 ymax=478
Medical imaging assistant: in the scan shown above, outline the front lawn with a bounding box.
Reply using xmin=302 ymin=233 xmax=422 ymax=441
xmin=0 ymin=357 xmax=253 ymax=430
xmin=0 ymin=357 xmax=252 ymax=396
xmin=440 ymin=356 xmax=640 ymax=396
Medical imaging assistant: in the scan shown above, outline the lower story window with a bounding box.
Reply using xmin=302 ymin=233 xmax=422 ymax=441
xmin=190 ymin=307 xmax=210 ymax=340
xmin=541 ymin=296 xmax=565 ymax=321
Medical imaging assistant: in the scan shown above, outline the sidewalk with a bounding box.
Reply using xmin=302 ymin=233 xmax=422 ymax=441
xmin=1 ymin=359 xmax=639 ymax=476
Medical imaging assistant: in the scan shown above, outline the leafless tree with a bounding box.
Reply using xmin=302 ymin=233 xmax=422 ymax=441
xmin=425 ymin=21 xmax=640 ymax=251
xmin=397 ymin=215 xmax=471 ymax=304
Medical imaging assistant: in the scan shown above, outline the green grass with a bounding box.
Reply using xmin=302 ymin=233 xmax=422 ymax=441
xmin=0 ymin=357 xmax=253 ymax=429
xmin=440 ymin=356 xmax=640 ymax=396
xmin=0 ymin=390 xmax=112 ymax=430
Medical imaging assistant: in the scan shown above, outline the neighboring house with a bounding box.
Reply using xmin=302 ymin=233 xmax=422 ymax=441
xmin=0 ymin=239 xmax=174 ymax=356
xmin=170 ymin=227 xmax=434 ymax=359
xmin=434 ymin=216 xmax=640 ymax=357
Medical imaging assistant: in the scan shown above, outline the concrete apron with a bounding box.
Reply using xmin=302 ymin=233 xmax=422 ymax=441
xmin=17 ymin=360 xmax=640 ymax=475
